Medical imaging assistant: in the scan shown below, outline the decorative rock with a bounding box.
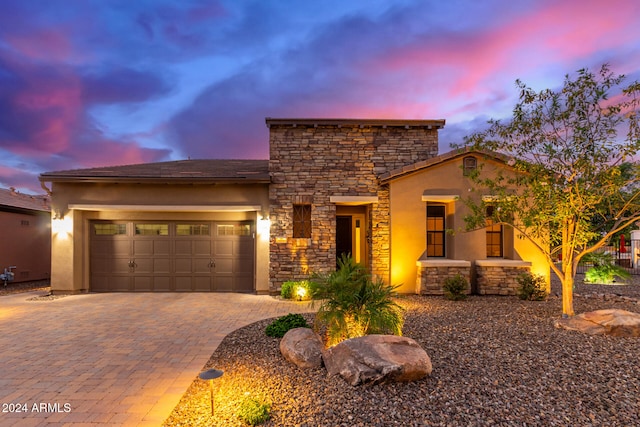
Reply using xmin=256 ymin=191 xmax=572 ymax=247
xmin=322 ymin=335 xmax=432 ymax=386
xmin=554 ymin=309 xmax=640 ymax=337
xmin=279 ymin=328 xmax=324 ymax=368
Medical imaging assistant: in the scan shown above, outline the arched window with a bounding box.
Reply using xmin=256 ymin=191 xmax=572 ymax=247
xmin=463 ymin=156 xmax=477 ymax=176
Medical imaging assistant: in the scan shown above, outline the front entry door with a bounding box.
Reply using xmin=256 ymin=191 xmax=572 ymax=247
xmin=335 ymin=209 xmax=367 ymax=267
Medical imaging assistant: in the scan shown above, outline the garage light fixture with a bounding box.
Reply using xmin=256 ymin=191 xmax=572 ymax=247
xmin=199 ymin=368 xmax=223 ymax=416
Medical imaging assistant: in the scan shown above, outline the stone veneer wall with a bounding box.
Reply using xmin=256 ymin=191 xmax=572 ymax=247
xmin=268 ymin=122 xmax=439 ymax=292
xmin=476 ymin=261 xmax=531 ymax=295
xmin=416 ymin=261 xmax=471 ymax=295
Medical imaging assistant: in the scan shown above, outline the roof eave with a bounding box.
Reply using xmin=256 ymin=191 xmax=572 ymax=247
xmin=38 ymin=176 xmax=271 ymax=185
xmin=265 ymin=117 xmax=445 ymax=129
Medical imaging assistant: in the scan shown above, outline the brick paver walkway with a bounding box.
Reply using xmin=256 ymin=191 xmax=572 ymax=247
xmin=0 ymin=291 xmax=313 ymax=426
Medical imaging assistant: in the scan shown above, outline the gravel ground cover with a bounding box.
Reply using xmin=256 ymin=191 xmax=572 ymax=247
xmin=0 ymin=279 xmax=50 ymax=296
xmin=164 ymin=274 xmax=640 ymax=427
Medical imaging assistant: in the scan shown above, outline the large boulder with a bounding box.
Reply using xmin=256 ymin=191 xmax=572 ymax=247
xmin=554 ymin=309 xmax=640 ymax=337
xmin=279 ymin=327 xmax=324 ymax=368
xmin=322 ymin=335 xmax=432 ymax=386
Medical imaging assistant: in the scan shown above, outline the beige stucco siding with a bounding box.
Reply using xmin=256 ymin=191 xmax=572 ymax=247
xmin=49 ymin=181 xmax=270 ymax=294
xmin=389 ymin=156 xmax=549 ymax=293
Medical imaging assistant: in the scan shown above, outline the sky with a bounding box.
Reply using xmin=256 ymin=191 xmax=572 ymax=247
xmin=1 ymin=0 xmax=639 ymax=194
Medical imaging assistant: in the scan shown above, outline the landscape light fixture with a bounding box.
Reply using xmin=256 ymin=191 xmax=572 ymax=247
xmin=199 ymin=368 xmax=223 ymax=416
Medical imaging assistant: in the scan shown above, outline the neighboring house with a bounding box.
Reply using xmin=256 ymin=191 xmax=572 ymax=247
xmin=39 ymin=118 xmax=547 ymax=295
xmin=0 ymin=187 xmax=51 ymax=283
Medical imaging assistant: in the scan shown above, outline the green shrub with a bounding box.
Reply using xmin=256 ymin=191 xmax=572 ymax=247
xmin=280 ymin=281 xmax=295 ymax=299
xmin=583 ymin=252 xmax=631 ymax=285
xmin=280 ymin=280 xmax=312 ymax=300
xmin=442 ymin=274 xmax=468 ymax=301
xmin=265 ymin=313 xmax=309 ymax=338
xmin=516 ymin=272 xmax=548 ymax=301
xmin=309 ymin=254 xmax=404 ymax=347
xmin=236 ymin=397 xmax=271 ymax=426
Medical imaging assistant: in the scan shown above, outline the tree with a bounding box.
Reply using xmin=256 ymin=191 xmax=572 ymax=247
xmin=460 ymin=64 xmax=640 ymax=317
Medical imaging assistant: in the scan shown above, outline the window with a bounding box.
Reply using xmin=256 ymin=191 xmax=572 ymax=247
xmin=463 ymin=156 xmax=477 ymax=176
xmin=217 ymin=223 xmax=251 ymax=236
xmin=426 ymin=205 xmax=445 ymax=257
xmin=485 ymin=206 xmax=503 ymax=257
xmin=293 ymin=204 xmax=311 ymax=238
xmin=21 ymin=220 xmax=30 ymax=226
xmin=135 ymin=224 xmax=168 ymax=236
xmin=94 ymin=223 xmax=126 ymax=235
xmin=176 ymin=224 xmax=210 ymax=236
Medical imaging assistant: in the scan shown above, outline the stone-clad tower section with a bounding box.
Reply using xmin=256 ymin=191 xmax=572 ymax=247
xmin=267 ymin=118 xmax=444 ymax=293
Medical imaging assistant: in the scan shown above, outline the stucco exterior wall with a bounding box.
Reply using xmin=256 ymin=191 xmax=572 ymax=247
xmin=268 ymin=122 xmax=439 ymax=292
xmin=0 ymin=209 xmax=50 ymax=282
xmin=388 ymin=155 xmax=548 ymax=294
xmin=49 ymin=181 xmax=270 ymax=293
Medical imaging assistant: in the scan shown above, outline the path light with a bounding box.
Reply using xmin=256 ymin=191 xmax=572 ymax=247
xmin=199 ymin=368 xmax=223 ymax=416
xmin=296 ymin=286 xmax=307 ymax=301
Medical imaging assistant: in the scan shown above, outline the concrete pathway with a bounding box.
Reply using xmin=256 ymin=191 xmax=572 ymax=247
xmin=0 ymin=291 xmax=314 ymax=426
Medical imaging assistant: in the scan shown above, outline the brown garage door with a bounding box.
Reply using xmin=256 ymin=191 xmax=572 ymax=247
xmin=90 ymin=221 xmax=254 ymax=292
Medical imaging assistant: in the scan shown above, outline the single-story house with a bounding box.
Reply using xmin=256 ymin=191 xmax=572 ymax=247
xmin=39 ymin=118 xmax=548 ymax=295
xmin=0 ymin=187 xmax=51 ymax=283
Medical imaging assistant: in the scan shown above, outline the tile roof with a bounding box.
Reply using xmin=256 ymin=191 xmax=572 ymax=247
xmin=39 ymin=159 xmax=270 ymax=184
xmin=0 ymin=187 xmax=50 ymax=212
xmin=379 ymin=147 xmax=510 ymax=182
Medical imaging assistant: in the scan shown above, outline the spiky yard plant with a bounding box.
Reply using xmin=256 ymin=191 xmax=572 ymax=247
xmin=583 ymin=252 xmax=632 ymax=285
xmin=309 ymin=254 xmax=404 ymax=347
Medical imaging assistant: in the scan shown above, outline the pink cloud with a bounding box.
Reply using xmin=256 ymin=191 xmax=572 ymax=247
xmin=6 ymin=29 xmax=78 ymax=63
xmin=362 ymin=0 xmax=640 ymax=107
xmin=69 ymin=138 xmax=171 ymax=169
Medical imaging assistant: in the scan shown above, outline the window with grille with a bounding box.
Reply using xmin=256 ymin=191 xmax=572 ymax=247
xmin=293 ymin=204 xmax=311 ymax=238
xmin=486 ymin=206 xmax=503 ymax=257
xmin=176 ymin=224 xmax=210 ymax=236
xmin=94 ymin=223 xmax=126 ymax=235
xmin=426 ymin=205 xmax=445 ymax=257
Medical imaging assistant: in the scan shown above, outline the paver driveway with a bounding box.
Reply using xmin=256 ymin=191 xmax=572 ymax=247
xmin=0 ymin=291 xmax=314 ymax=426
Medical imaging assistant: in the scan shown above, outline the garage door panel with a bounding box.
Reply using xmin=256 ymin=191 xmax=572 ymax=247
xmin=194 ymin=276 xmax=212 ymax=291
xmin=92 ymin=276 xmax=109 ymax=292
xmin=193 ymin=240 xmax=212 ymax=256
xmin=109 ymin=276 xmax=131 ymax=292
xmin=235 ymin=275 xmax=254 ymax=292
xmin=175 ymin=276 xmax=193 ymax=291
xmin=133 ymin=276 xmax=153 ymax=291
xmin=154 ymin=240 xmax=170 ymax=255
xmin=193 ymin=258 xmax=213 ymax=273
xmin=214 ymin=276 xmax=233 ymax=291
xmin=233 ymin=258 xmax=253 ymax=274
xmin=134 ymin=258 xmax=153 ymax=273
xmin=215 ymin=258 xmax=233 ymax=274
xmin=153 ymin=258 xmax=171 ymax=274
xmin=134 ymin=240 xmax=153 ymax=256
xmin=91 ymin=239 xmax=130 ymax=256
xmin=214 ymin=240 xmax=233 ymax=256
xmin=153 ymin=276 xmax=171 ymax=291
xmin=175 ymin=258 xmax=192 ymax=273
xmin=236 ymin=240 xmax=253 ymax=256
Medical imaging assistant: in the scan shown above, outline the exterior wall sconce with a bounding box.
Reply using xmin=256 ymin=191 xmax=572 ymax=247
xmin=199 ymin=368 xmax=223 ymax=416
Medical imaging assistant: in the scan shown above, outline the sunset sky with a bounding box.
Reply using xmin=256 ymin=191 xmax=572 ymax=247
xmin=1 ymin=0 xmax=639 ymax=194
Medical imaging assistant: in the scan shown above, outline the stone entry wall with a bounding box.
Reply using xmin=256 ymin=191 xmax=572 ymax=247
xmin=416 ymin=260 xmax=471 ymax=295
xmin=475 ymin=260 xmax=531 ymax=295
xmin=267 ymin=119 xmax=442 ymax=292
